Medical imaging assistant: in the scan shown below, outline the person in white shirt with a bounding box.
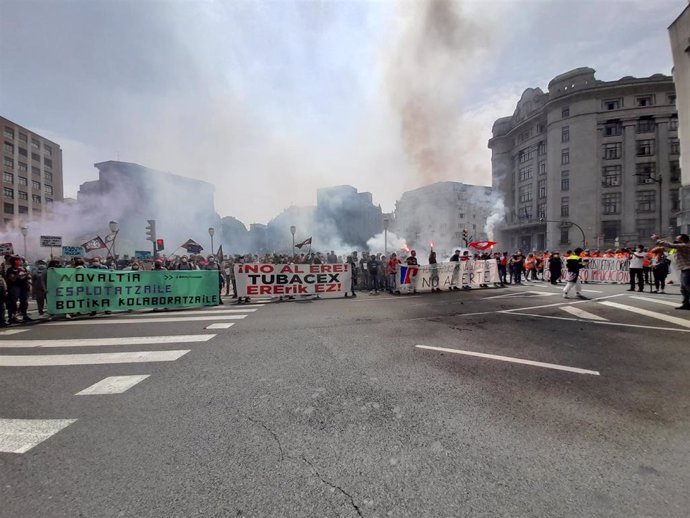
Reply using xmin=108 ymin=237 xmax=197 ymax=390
xmin=627 ymin=245 xmax=646 ymax=292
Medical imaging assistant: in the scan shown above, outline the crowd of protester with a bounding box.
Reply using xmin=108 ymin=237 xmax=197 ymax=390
xmin=1 ymin=232 xmax=687 ymax=324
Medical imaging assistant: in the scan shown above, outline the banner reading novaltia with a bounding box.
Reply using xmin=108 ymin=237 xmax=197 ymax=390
xmin=234 ymin=263 xmax=351 ymax=297
xmin=47 ymin=268 xmax=220 ymax=313
xmin=396 ymin=260 xmax=499 ymax=294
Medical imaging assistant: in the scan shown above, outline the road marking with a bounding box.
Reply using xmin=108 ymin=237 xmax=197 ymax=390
xmin=509 ymin=312 xmax=690 ymax=332
xmin=415 ymin=345 xmax=599 ymax=376
xmin=502 ymin=293 xmax=625 ymax=313
xmin=205 ymin=323 xmax=235 ymax=329
xmin=0 ymin=329 xmax=29 ymax=336
xmin=119 ymin=308 xmax=257 ymax=317
xmin=0 ymin=334 xmax=216 ymax=348
xmin=483 ymin=290 xmax=558 ymax=300
xmin=76 ymin=375 xmax=150 ymax=395
xmin=46 ymin=315 xmax=247 ymax=326
xmin=0 ymin=350 xmax=190 ymax=367
xmin=0 ymin=418 xmax=77 ymax=453
xmin=599 ymin=301 xmax=690 ymax=328
xmin=559 ymin=306 xmax=608 ymax=321
xmin=629 ymin=295 xmax=680 ymax=307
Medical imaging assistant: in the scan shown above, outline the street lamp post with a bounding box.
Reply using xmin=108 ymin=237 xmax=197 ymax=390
xmin=290 ymin=225 xmax=296 ymax=257
xmin=20 ymin=227 xmax=28 ymax=259
xmin=108 ymin=220 xmax=119 ymax=260
xmin=539 ymin=218 xmax=586 ymax=248
xmin=208 ymin=227 xmax=215 ymax=256
xmin=383 ymin=217 xmax=390 ymax=254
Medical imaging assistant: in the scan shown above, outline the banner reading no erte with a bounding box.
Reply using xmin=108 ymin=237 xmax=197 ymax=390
xmin=234 ymin=263 xmax=351 ymax=297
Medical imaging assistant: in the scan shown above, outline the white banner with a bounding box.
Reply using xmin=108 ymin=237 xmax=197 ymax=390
xmin=396 ymin=260 xmax=499 ymax=294
xmin=544 ymin=257 xmax=631 ymax=283
xmin=235 ymin=263 xmax=352 ymax=297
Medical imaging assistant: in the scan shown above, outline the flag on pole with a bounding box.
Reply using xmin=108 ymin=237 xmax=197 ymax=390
xmin=216 ymin=244 xmax=224 ymax=262
xmin=295 ymin=237 xmax=312 ymax=249
xmin=181 ymin=239 xmax=203 ymax=254
xmin=82 ymin=236 xmax=107 ymax=252
xmin=468 ymin=241 xmax=497 ymax=251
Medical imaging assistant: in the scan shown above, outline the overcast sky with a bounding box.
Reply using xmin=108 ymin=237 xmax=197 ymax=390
xmin=1 ymin=0 xmax=686 ymax=224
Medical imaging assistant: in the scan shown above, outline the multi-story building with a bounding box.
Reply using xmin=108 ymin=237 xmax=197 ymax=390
xmin=489 ymin=68 xmax=679 ymax=251
xmin=669 ymin=4 xmax=690 ymax=234
xmin=315 ymin=185 xmax=383 ymax=249
xmin=1 ymin=116 xmax=63 ymax=227
xmin=393 ymin=181 xmax=493 ymax=252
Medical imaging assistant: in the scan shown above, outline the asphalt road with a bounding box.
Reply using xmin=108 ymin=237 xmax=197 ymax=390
xmin=1 ymin=280 xmax=689 ymax=517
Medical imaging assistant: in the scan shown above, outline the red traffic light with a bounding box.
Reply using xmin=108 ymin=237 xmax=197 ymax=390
xmin=156 ymin=239 xmax=165 ymax=251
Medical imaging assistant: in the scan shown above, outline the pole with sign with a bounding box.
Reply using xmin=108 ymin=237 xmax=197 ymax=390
xmin=40 ymin=235 xmax=62 ymax=259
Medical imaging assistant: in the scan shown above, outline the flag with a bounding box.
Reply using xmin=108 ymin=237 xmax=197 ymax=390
xmin=181 ymin=239 xmax=203 ymax=254
xmin=82 ymin=236 xmax=107 ymax=252
xmin=216 ymin=244 xmax=224 ymax=262
xmin=468 ymin=241 xmax=497 ymax=251
xmin=295 ymin=237 xmax=312 ymax=249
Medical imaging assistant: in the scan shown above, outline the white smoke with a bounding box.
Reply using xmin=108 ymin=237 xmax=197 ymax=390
xmin=366 ymin=231 xmax=407 ymax=255
xmin=484 ymin=197 xmax=506 ymax=241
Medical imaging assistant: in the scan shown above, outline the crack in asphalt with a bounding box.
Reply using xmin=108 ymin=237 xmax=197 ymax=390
xmin=242 ymin=414 xmax=284 ymax=462
xmin=300 ymin=455 xmax=363 ymax=517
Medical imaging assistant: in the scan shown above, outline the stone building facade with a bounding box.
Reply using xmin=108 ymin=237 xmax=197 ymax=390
xmin=489 ymin=68 xmax=680 ymax=251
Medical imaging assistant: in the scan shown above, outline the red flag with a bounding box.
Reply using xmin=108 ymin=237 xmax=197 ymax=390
xmin=468 ymin=241 xmax=497 ymax=251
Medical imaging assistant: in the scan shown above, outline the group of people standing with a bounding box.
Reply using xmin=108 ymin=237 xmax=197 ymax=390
xmin=0 ymin=255 xmax=48 ymax=326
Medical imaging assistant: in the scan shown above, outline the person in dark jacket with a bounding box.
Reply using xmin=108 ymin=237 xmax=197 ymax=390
xmin=548 ymin=252 xmax=562 ymax=285
xmin=4 ymin=256 xmax=32 ymax=323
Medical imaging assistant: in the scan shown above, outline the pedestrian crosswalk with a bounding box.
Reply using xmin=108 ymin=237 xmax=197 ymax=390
xmin=0 ymin=298 xmax=266 ymax=453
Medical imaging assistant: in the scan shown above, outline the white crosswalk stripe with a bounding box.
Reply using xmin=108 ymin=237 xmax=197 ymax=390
xmin=117 ymin=308 xmax=256 ymax=317
xmin=598 ymin=301 xmax=690 ymax=329
xmin=0 ymin=350 xmax=191 ymax=367
xmin=45 ymin=314 xmax=248 ymax=326
xmin=0 ymin=335 xmax=216 ymax=348
xmin=0 ymin=418 xmax=77 ymax=453
xmin=629 ymin=295 xmax=680 ymax=307
xmin=559 ymin=306 xmax=608 ymax=321
xmin=76 ymin=375 xmax=150 ymax=395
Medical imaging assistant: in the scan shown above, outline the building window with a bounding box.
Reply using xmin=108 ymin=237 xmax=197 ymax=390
xmin=17 ymin=162 xmax=27 ymax=173
xmin=604 ymin=120 xmax=622 ymax=137
xmin=3 ymin=157 xmax=13 ymax=168
xmin=32 ymin=180 xmax=40 ymax=190
xmin=518 ymin=185 xmax=533 ymax=203
xmin=519 ymin=205 xmax=533 ymax=220
xmin=603 ymin=98 xmax=622 ymax=111
xmin=3 ymin=172 xmax=13 ymax=184
xmin=32 ymin=194 xmax=41 ymax=204
xmin=636 ymin=190 xmax=656 ymax=213
xmin=44 ymin=158 xmax=52 ymax=168
xmin=602 ymin=220 xmax=621 ymax=241
xmin=538 ymin=161 xmax=546 ymax=176
xmin=670 ymin=160 xmax=681 ymax=182
xmin=18 ymin=205 xmax=28 ymax=214
xmin=32 ymin=166 xmax=40 ymax=175
xmin=18 ymin=133 xmax=27 ymax=143
xmin=46 ymin=198 xmax=53 ymax=204
xmin=669 ymin=115 xmax=678 ymax=131
xmin=636 ymin=95 xmax=654 ymax=107
xmin=636 ymin=218 xmax=655 ymax=240
xmin=18 ymin=176 xmax=27 ymax=186
xmin=560 ymin=196 xmax=569 ymax=217
xmin=3 ymin=142 xmax=13 ymax=154
xmin=18 ymin=147 xmax=27 ymax=158
xmin=670 ymin=189 xmax=680 ymax=211
xmin=561 ymin=170 xmax=570 ymax=191
xmin=45 ymin=171 xmax=52 ymax=182
xmin=636 ymin=139 xmax=655 ymax=156
xmin=3 ymin=127 xmax=14 ymax=139
xmin=536 ymin=123 xmax=545 ymax=134
xmin=518 ymin=166 xmax=533 ymax=182
xmin=537 ymin=203 xmax=546 ymax=219
xmin=561 ymin=126 xmax=570 ymax=143
xmin=30 ymin=138 xmax=39 ymax=150
xmin=538 ymin=141 xmax=546 ymax=155
xmin=670 ymin=138 xmax=680 ymax=155
xmin=537 ymin=179 xmax=546 ymax=199
xmin=518 ymin=147 xmax=534 ymax=163
xmin=637 ymin=117 xmax=655 ymax=133
xmin=3 ymin=203 xmax=13 ymax=214
xmin=561 ymin=149 xmax=570 ymax=165
xmin=668 ymin=94 xmax=676 ymax=105
xmin=18 ymin=191 xmax=27 ymax=201
xmin=31 ymin=152 xmax=40 ymax=162
xmin=602 ymin=165 xmax=622 ymax=187
xmin=560 ymin=228 xmax=569 ymax=244
xmin=602 ymin=192 xmax=622 ymax=215
xmin=562 ymin=107 xmax=570 ymax=118
xmin=44 ymin=144 xmax=52 ymax=156
xmin=4 ymin=187 xmax=14 ymax=199
xmin=44 ymin=185 xmax=53 ymax=195
xmin=603 ymin=142 xmax=622 ymax=160
xmin=517 ymin=130 xmax=530 ymax=143
xmin=635 ymin=163 xmax=656 ymax=184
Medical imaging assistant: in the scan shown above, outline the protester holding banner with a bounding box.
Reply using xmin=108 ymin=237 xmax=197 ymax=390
xmin=652 ymin=233 xmax=690 ymax=310
xmin=650 ymin=247 xmax=670 ymax=294
xmin=31 ymin=260 xmax=48 ymax=315
xmin=628 ymin=245 xmax=646 ymax=292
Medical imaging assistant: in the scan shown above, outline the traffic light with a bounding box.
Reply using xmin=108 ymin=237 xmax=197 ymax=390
xmin=145 ymin=219 xmax=156 ymax=242
xmin=156 ymin=239 xmax=165 ymax=251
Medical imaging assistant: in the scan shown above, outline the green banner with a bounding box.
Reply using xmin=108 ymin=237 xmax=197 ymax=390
xmin=47 ymin=268 xmax=220 ymax=314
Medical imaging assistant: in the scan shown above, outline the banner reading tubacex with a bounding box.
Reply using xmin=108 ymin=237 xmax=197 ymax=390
xmin=234 ymin=263 xmax=352 ymax=297
xmin=47 ymin=268 xmax=220 ymax=314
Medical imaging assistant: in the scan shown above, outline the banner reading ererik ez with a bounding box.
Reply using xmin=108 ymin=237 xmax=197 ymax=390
xmin=47 ymin=269 xmax=220 ymax=314
xmin=234 ymin=263 xmax=351 ymax=297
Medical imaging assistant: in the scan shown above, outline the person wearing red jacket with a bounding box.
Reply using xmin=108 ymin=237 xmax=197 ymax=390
xmin=386 ymin=253 xmax=401 ymax=294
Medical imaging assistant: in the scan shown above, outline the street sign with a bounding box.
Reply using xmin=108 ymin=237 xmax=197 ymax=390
xmin=0 ymin=242 xmax=14 ymax=255
xmin=40 ymin=235 xmax=63 ymax=247
xmin=135 ymin=250 xmax=152 ymax=260
xmin=62 ymin=246 xmax=84 ymax=257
